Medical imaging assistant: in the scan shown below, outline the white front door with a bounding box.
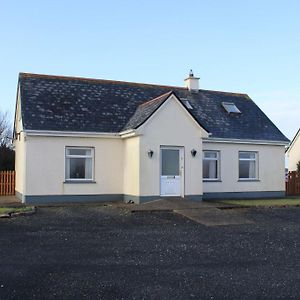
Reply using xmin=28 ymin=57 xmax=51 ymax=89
xmin=160 ymin=147 xmax=184 ymax=197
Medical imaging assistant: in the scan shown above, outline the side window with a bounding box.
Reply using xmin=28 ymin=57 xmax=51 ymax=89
xmin=65 ymin=147 xmax=94 ymax=181
xmin=239 ymin=151 xmax=258 ymax=180
xmin=203 ymin=151 xmax=220 ymax=180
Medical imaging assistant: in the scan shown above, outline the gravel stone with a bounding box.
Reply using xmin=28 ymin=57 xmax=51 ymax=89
xmin=0 ymin=206 xmax=299 ymax=299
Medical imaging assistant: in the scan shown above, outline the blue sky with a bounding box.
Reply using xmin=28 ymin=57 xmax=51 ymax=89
xmin=1 ymin=0 xmax=299 ymax=139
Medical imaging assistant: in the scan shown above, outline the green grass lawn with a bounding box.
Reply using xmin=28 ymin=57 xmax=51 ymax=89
xmin=218 ymin=198 xmax=300 ymax=207
xmin=0 ymin=206 xmax=34 ymax=214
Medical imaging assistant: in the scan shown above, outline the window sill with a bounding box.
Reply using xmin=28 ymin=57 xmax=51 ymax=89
xmin=203 ymin=179 xmax=222 ymax=182
xmin=238 ymin=179 xmax=260 ymax=182
xmin=64 ymin=180 xmax=96 ymax=184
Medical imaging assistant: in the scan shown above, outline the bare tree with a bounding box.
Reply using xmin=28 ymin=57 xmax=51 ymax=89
xmin=0 ymin=111 xmax=14 ymax=170
xmin=0 ymin=111 xmax=12 ymax=147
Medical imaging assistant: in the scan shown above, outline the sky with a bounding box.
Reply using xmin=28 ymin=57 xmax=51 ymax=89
xmin=0 ymin=0 xmax=299 ymax=140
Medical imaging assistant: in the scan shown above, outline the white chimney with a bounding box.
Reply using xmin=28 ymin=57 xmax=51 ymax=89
xmin=184 ymin=69 xmax=199 ymax=92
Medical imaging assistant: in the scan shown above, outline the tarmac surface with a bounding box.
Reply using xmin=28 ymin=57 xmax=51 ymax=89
xmin=1 ymin=205 xmax=300 ymax=299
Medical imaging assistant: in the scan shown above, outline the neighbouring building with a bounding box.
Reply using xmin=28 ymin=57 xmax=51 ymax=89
xmin=286 ymin=128 xmax=300 ymax=171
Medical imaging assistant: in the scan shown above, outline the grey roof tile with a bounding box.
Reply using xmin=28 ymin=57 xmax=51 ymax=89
xmin=123 ymin=91 xmax=173 ymax=130
xmin=18 ymin=73 xmax=289 ymax=142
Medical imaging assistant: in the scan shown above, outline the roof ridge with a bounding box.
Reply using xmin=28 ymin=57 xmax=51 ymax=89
xmin=19 ymin=72 xmax=249 ymax=97
xmin=139 ymin=91 xmax=173 ymax=107
xmin=19 ymin=72 xmax=186 ymax=91
xmin=200 ymin=88 xmax=249 ymax=98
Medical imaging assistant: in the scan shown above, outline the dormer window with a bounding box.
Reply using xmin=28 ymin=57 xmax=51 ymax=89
xmin=221 ymin=102 xmax=241 ymax=114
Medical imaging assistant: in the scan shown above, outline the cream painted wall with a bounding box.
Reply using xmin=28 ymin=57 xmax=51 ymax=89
xmin=287 ymin=134 xmax=300 ymax=171
xmin=14 ymin=96 xmax=26 ymax=199
xmin=123 ymin=136 xmax=140 ymax=196
xmin=25 ymin=136 xmax=124 ymax=195
xmin=203 ymin=142 xmax=286 ymax=193
xmin=14 ymin=132 xmax=25 ymax=198
xmin=138 ymin=95 xmax=208 ymax=197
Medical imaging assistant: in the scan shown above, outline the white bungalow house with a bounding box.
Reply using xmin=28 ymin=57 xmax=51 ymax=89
xmin=286 ymin=129 xmax=300 ymax=171
xmin=14 ymin=72 xmax=289 ymax=204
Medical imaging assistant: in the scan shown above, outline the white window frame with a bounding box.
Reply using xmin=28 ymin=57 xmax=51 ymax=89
xmin=203 ymin=150 xmax=220 ymax=181
xmin=65 ymin=147 xmax=94 ymax=182
xmin=238 ymin=151 xmax=258 ymax=180
xmin=222 ymin=102 xmax=241 ymax=114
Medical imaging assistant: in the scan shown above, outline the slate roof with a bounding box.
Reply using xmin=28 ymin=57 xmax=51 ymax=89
xmin=18 ymin=73 xmax=289 ymax=142
xmin=124 ymin=91 xmax=174 ymax=130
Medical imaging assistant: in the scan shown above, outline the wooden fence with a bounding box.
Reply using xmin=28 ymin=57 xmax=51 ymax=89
xmin=286 ymin=171 xmax=300 ymax=196
xmin=0 ymin=171 xmax=15 ymax=196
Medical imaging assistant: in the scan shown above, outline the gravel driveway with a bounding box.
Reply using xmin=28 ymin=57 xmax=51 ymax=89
xmin=0 ymin=205 xmax=300 ymax=299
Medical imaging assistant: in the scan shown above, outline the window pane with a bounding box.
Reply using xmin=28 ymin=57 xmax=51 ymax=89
xmin=162 ymin=149 xmax=179 ymax=176
xmin=70 ymin=158 xmax=86 ymax=178
xmin=249 ymin=160 xmax=256 ymax=178
xmin=239 ymin=160 xmax=256 ymax=179
xmin=249 ymin=153 xmax=255 ymax=159
xmin=85 ymin=158 xmax=93 ymax=179
xmin=239 ymin=152 xmax=255 ymax=159
xmin=183 ymin=100 xmax=193 ymax=109
xmin=67 ymin=149 xmax=91 ymax=156
xmin=203 ymin=160 xmax=218 ymax=179
xmin=222 ymin=102 xmax=241 ymax=114
xmin=239 ymin=161 xmax=249 ymax=178
xmin=204 ymin=152 xmax=217 ymax=159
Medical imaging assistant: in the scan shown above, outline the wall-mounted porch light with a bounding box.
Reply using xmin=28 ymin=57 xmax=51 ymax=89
xmin=148 ymin=149 xmax=154 ymax=158
xmin=191 ymin=149 xmax=197 ymax=157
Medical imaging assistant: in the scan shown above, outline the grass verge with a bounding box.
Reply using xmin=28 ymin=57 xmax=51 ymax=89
xmin=217 ymin=198 xmax=300 ymax=207
xmin=0 ymin=206 xmax=35 ymax=214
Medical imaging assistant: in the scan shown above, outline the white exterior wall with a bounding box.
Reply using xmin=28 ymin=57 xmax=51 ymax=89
xmin=14 ymin=132 xmax=26 ymax=198
xmin=138 ymin=95 xmax=208 ymax=197
xmin=287 ymin=133 xmax=300 ymax=171
xmin=25 ymin=136 xmax=124 ymax=196
xmin=203 ymin=142 xmax=286 ymax=193
xmin=14 ymin=95 xmax=26 ymax=199
xmin=123 ymin=136 xmax=140 ymax=196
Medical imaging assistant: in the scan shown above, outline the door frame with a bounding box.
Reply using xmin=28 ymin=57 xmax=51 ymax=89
xmin=159 ymin=146 xmax=185 ymax=197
